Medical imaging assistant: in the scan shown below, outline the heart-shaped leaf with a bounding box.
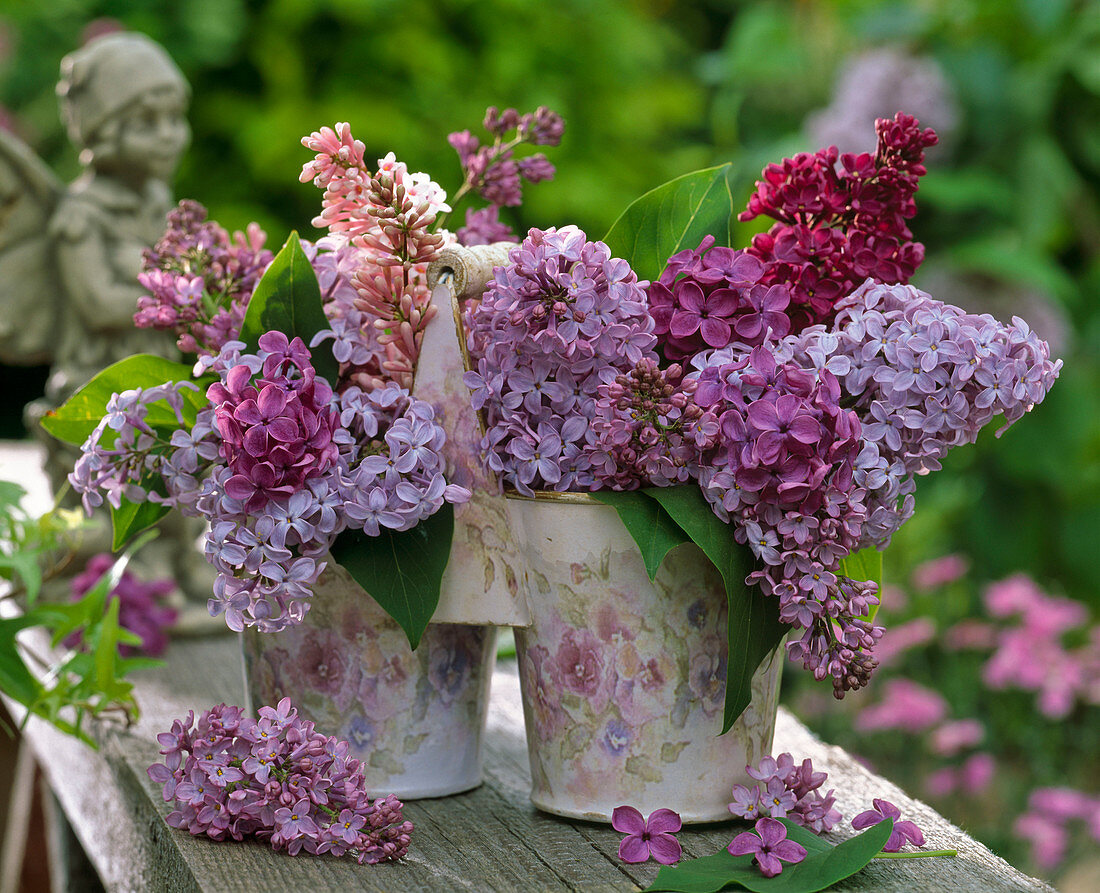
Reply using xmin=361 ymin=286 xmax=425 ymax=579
xmin=642 ymin=485 xmax=786 ymax=733
xmin=329 ymin=504 xmax=455 ymax=649
xmin=238 ymin=231 xmax=340 ymax=387
xmin=647 ymin=818 xmax=895 ymax=893
xmin=603 ymin=165 xmax=734 ymax=283
xmin=590 ymin=489 xmax=690 ymax=580
xmin=41 ymin=354 xmax=206 ymax=446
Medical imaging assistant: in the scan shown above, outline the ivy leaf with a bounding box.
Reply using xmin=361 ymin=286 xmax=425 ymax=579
xmin=838 ymin=547 xmax=884 ymax=622
xmin=40 ymin=354 xmax=206 ymax=446
xmin=647 ymin=818 xmax=895 ymax=893
xmin=238 ymin=231 xmax=340 ymax=388
xmin=603 ymin=165 xmax=734 ymax=282
xmin=642 ymin=485 xmax=786 ymax=733
xmin=329 ymin=504 xmax=455 ymax=649
xmin=590 ymin=489 xmax=690 ymax=580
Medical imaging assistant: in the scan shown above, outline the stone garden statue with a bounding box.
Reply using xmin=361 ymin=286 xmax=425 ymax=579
xmin=0 ymin=31 xmax=214 ymax=607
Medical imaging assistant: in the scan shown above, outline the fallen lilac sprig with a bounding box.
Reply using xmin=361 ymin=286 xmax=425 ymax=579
xmin=612 ymin=805 xmax=683 ymax=865
xmin=728 ymin=752 xmax=842 ymax=833
xmin=727 ymin=816 xmax=807 ymax=877
xmin=852 ymin=798 xmax=925 ymax=852
xmin=147 ymin=699 xmax=412 ymax=863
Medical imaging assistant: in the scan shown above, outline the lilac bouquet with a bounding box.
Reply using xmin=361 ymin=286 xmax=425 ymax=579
xmin=462 ymin=113 xmax=1061 ymax=726
xmin=45 ymin=106 xmax=564 ymax=647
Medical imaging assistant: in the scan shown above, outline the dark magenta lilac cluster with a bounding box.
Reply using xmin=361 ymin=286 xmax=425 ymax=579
xmin=147 ymin=700 xmax=412 ymax=863
xmin=133 ymin=200 xmax=273 ymax=356
xmin=739 ymin=112 xmax=937 ymax=331
xmin=70 ymin=332 xmax=469 ymax=632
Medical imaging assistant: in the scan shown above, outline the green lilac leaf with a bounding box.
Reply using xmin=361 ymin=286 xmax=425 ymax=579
xmin=0 ymin=617 xmax=45 ymax=705
xmin=646 ymin=818 xmax=894 ymax=893
xmin=590 ymin=489 xmax=690 ymax=580
xmin=329 ymin=504 xmax=455 ymax=649
xmin=108 ymin=473 xmax=171 ymax=550
xmin=40 ymin=354 xmax=206 ymax=446
xmin=838 ymin=547 xmax=885 ymax=622
xmin=238 ymin=230 xmax=340 ymax=387
xmin=602 ymin=164 xmax=734 ymax=283
xmin=641 ymin=485 xmax=786 ymax=733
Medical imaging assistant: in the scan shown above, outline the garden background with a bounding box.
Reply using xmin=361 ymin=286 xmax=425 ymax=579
xmin=1 ymin=0 xmax=1097 ymax=887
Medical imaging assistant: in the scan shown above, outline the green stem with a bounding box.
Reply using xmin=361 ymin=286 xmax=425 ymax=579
xmin=873 ymin=849 xmax=957 ymax=859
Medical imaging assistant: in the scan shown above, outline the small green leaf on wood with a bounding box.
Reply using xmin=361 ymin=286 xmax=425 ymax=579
xmin=642 ymin=485 xmax=786 ymax=733
xmin=238 ymin=231 xmax=340 ymax=387
xmin=329 ymin=504 xmax=455 ymax=649
xmin=603 ymin=165 xmax=735 ymax=283
xmin=646 ymin=818 xmax=894 ymax=893
xmin=591 ymin=489 xmax=690 ymax=580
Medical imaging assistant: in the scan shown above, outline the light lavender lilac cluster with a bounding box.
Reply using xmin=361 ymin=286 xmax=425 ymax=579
xmin=71 ymin=332 xmax=468 ymax=632
xmin=778 ymin=279 xmax=1063 ymax=553
xmin=147 ymin=699 xmax=412 ymax=863
xmin=728 ymin=752 xmax=842 ymax=834
xmin=463 ymin=226 xmax=657 ymax=495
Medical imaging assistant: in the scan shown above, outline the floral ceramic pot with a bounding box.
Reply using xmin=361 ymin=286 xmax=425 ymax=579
xmin=241 ymin=560 xmax=497 ymax=799
xmin=509 ymin=493 xmax=783 ymax=823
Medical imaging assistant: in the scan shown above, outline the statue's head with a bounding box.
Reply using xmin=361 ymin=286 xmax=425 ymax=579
xmin=57 ymin=32 xmax=191 ymax=186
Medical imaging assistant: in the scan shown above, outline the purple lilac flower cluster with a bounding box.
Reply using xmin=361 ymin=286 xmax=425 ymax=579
xmin=448 ymin=105 xmax=564 ymax=211
xmin=134 ymin=200 xmax=273 ymax=356
xmin=781 ymin=279 xmax=1062 ymax=553
xmin=463 ymin=227 xmax=657 ymax=495
xmin=728 ymin=752 xmax=842 ymax=834
xmin=728 ymin=818 xmax=807 ymax=878
xmin=147 ymin=699 xmax=412 ymax=863
xmin=72 ymin=333 xmax=469 ymax=632
xmin=587 ymin=359 xmax=705 ymax=489
xmin=647 ymin=235 xmax=791 ymax=362
xmin=852 ymin=799 xmax=925 ymax=852
xmin=69 ymin=380 xmax=201 ymax=515
xmin=67 ymin=553 xmax=177 ymax=657
xmin=691 ymin=344 xmax=881 ymax=694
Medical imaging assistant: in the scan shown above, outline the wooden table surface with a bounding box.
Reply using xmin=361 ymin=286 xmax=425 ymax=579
xmin=11 ymin=630 xmax=1055 ymax=893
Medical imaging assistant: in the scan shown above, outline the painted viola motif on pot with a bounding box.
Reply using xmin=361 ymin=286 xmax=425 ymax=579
xmin=242 ymin=560 xmax=496 ymax=799
xmin=511 ymin=496 xmax=783 ymax=823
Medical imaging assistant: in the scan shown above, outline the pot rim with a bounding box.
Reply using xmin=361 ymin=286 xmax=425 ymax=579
xmin=503 ymin=488 xmax=601 ymax=505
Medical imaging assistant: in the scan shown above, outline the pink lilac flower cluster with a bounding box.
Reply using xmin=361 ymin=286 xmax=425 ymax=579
xmin=67 ymin=553 xmax=177 ymax=657
xmin=946 ymin=574 xmax=1100 ymax=719
xmin=463 ymin=226 xmax=657 ymax=495
xmin=134 ymin=200 xmax=273 ymax=356
xmin=728 ymin=752 xmax=842 ymax=834
xmin=301 ymin=124 xmax=450 ymax=389
xmin=72 ymin=334 xmax=468 ymax=632
xmin=448 ymin=105 xmax=564 ymax=246
xmin=647 ymin=235 xmax=791 ymax=362
xmin=691 ymin=344 xmax=881 ymax=694
xmin=146 ymin=699 xmax=412 ymax=863
xmin=740 ymin=112 xmax=938 ymax=330
xmin=1014 ymin=787 xmax=1100 ymax=871
xmin=728 ymin=817 xmax=807 ymax=878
